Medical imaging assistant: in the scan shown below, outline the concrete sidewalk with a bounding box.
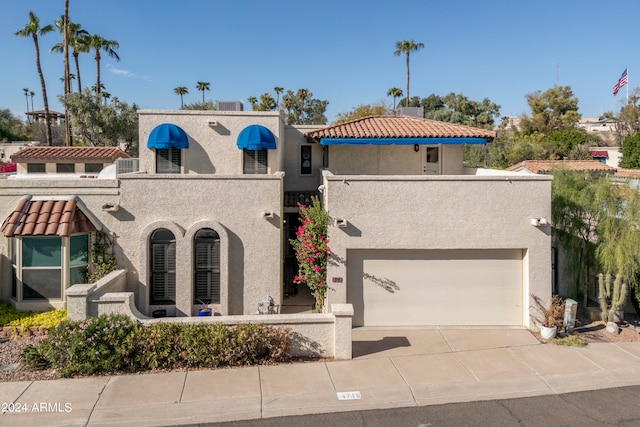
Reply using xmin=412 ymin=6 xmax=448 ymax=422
xmin=3 ymin=329 xmax=640 ymax=426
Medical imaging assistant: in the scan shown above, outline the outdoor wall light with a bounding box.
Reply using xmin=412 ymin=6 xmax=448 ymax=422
xmin=262 ymin=211 xmax=274 ymax=219
xmin=208 ymin=121 xmax=218 ymax=128
xmin=101 ymin=203 xmax=119 ymax=212
xmin=531 ymin=218 xmax=549 ymax=227
xmin=413 ymin=144 xmax=420 ymax=152
xmin=334 ymin=218 xmax=348 ymax=228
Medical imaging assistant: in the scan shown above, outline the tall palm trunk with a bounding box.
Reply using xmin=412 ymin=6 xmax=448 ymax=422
xmin=63 ymin=0 xmax=71 ymax=146
xmin=34 ymin=35 xmax=52 ymax=145
xmin=73 ymin=51 xmax=82 ymax=92
xmin=95 ymin=50 xmax=102 ymax=96
xmin=405 ymin=53 xmax=410 ymax=107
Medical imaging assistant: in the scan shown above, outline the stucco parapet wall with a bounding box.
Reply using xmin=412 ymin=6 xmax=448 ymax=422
xmin=138 ymin=313 xmax=334 ymax=326
xmin=0 ymin=178 xmax=119 ymax=195
xmin=137 ymin=109 xmax=282 ymax=119
xmin=118 ymin=171 xmax=285 ymax=181
xmin=321 ymin=169 xmax=552 ymax=182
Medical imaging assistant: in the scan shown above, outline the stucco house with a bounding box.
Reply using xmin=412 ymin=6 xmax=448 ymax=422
xmin=0 ymin=111 xmax=552 ymax=330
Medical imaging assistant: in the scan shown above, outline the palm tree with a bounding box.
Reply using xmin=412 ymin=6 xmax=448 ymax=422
xmin=29 ymin=91 xmax=35 ymax=116
xmin=387 ymin=87 xmax=403 ymax=112
xmin=51 ymin=19 xmax=89 ymax=94
xmin=196 ymin=81 xmax=210 ymax=103
xmin=23 ymin=88 xmax=30 ymax=120
xmin=247 ymin=96 xmax=258 ymax=110
xmin=274 ymin=86 xmax=284 ymax=110
xmin=15 ymin=11 xmax=54 ymax=145
xmin=393 ymin=39 xmax=424 ymax=107
xmin=173 ymin=86 xmax=189 ymax=109
xmin=88 ymin=34 xmax=120 ymax=97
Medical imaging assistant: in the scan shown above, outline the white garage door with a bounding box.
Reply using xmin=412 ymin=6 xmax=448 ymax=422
xmin=347 ymin=249 xmax=524 ymax=327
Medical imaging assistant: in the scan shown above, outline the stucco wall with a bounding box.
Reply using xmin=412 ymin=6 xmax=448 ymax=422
xmin=0 ymin=173 xmax=284 ymax=317
xmin=137 ymin=110 xmax=284 ymax=175
xmin=322 ymin=170 xmax=553 ymax=328
xmin=327 ymin=144 xmax=466 ymax=175
xmin=282 ymin=125 xmax=324 ymax=192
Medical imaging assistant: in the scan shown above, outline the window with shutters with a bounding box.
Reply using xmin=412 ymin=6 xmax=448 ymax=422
xmin=150 ymin=228 xmax=176 ymax=305
xmin=156 ymin=148 xmax=181 ymax=174
xmin=243 ymin=149 xmax=267 ymax=174
xmin=194 ymin=228 xmax=220 ymax=304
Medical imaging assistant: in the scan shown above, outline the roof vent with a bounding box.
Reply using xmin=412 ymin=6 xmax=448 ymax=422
xmin=216 ymin=101 xmax=244 ymax=111
xmin=396 ymin=107 xmax=424 ymax=118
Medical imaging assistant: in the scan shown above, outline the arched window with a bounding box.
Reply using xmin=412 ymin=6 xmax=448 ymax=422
xmin=194 ymin=228 xmax=220 ymax=304
xmin=150 ymin=228 xmax=176 ymax=305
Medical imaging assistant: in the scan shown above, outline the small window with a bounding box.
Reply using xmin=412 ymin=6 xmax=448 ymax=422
xmin=56 ymin=163 xmax=75 ymax=173
xmin=85 ymin=163 xmax=103 ymax=173
xmin=300 ymin=145 xmax=312 ymax=175
xmin=27 ymin=163 xmax=46 ymax=173
xmin=156 ymin=148 xmax=181 ymax=174
xmin=243 ymin=149 xmax=267 ymax=174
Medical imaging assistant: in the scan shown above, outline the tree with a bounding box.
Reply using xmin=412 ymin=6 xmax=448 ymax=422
xmin=51 ymin=19 xmax=89 ymax=94
xmin=281 ymin=89 xmax=329 ymax=125
xmin=386 ymin=87 xmax=403 ymax=112
xmin=0 ymin=109 xmax=28 ymax=142
xmin=196 ymin=81 xmax=210 ymax=103
xmin=519 ymin=86 xmax=581 ymax=135
xmin=615 ymin=89 xmax=640 ymax=143
xmin=62 ymin=89 xmax=138 ymax=155
xmin=274 ymin=86 xmax=284 ymax=110
xmin=334 ymin=103 xmax=388 ymax=123
xmin=183 ymin=100 xmax=215 ymax=110
xmin=29 ymin=91 xmax=35 ymax=116
xmin=23 ymin=88 xmax=30 ymax=120
xmin=173 ymin=86 xmax=188 ymax=109
xmin=88 ymin=34 xmax=120 ymax=96
xmin=248 ymin=93 xmax=276 ymax=111
xmin=422 ymin=93 xmax=501 ymax=129
xmin=15 ymin=11 xmax=54 ymax=145
xmin=619 ymin=132 xmax=640 ymax=168
xmin=393 ymin=39 xmax=424 ymax=107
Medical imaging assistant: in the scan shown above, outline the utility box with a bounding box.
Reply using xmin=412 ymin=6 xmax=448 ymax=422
xmin=564 ymin=298 xmax=578 ymax=333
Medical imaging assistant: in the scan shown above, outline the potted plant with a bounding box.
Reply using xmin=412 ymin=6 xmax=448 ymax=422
xmin=197 ymin=300 xmax=212 ymax=317
xmin=531 ymin=294 xmax=564 ymax=339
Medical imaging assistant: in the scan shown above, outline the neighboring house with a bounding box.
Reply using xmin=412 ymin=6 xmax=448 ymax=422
xmin=0 ymin=112 xmax=552 ymax=331
xmin=25 ymin=110 xmax=66 ymax=125
xmin=589 ymin=147 xmax=621 ymax=168
xmin=10 ymin=146 xmax=131 ymax=177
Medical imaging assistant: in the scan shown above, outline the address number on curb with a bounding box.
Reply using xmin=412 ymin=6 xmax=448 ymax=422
xmin=337 ymin=391 xmax=362 ymax=400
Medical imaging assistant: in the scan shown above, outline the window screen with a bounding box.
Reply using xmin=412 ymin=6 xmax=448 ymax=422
xmin=156 ymin=148 xmax=181 ymax=174
xmin=243 ymin=149 xmax=267 ymax=174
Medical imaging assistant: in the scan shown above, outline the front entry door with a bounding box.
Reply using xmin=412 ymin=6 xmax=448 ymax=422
xmin=423 ymin=146 xmax=440 ymax=175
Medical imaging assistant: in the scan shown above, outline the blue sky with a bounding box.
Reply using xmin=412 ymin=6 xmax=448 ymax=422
xmin=1 ymin=0 xmax=638 ymax=124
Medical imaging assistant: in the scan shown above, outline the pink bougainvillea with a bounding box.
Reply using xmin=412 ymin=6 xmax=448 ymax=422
xmin=290 ymin=196 xmax=330 ymax=312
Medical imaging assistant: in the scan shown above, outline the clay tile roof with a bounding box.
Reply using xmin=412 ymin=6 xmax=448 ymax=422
xmin=304 ymin=115 xmax=496 ymax=141
xmin=506 ymin=160 xmax=615 ymax=174
xmin=1 ymin=196 xmax=97 ymax=237
xmin=284 ymin=191 xmax=320 ymax=208
xmin=590 ymin=150 xmax=608 ymax=158
xmin=614 ymin=168 xmax=640 ymax=179
xmin=11 ymin=146 xmax=131 ymax=163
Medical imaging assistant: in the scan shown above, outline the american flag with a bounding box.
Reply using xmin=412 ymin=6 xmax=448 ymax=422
xmin=613 ymin=68 xmax=628 ymax=95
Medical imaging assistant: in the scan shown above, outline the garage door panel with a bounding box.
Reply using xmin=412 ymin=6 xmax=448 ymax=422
xmin=347 ymin=249 xmax=523 ymax=327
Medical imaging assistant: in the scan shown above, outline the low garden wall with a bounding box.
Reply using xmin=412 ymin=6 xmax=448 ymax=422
xmin=65 ymin=270 xmax=354 ymax=359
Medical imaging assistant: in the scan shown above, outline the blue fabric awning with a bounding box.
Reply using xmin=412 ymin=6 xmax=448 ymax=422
xmin=236 ymin=125 xmax=276 ymax=150
xmin=147 ymin=124 xmax=189 ymax=149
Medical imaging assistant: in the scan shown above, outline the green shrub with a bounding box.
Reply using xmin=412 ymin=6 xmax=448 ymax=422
xmin=554 ymin=333 xmax=588 ymax=347
xmin=21 ymin=315 xmax=292 ymax=377
xmin=25 ymin=314 xmax=139 ymax=377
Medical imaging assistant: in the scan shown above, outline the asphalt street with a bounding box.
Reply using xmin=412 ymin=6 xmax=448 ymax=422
xmin=204 ymin=385 xmax=640 ymax=427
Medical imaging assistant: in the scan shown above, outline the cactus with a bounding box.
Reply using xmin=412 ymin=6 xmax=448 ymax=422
xmin=598 ymin=273 xmax=628 ymax=323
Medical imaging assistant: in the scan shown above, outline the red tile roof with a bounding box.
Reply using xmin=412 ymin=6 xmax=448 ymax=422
xmin=589 ymin=150 xmax=608 ymax=157
xmin=1 ymin=196 xmax=96 ymax=237
xmin=304 ymin=116 xmax=496 ymax=141
xmin=614 ymin=168 xmax=640 ymax=179
xmin=506 ymin=160 xmax=615 ymax=174
xmin=11 ymin=146 xmax=131 ymax=163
